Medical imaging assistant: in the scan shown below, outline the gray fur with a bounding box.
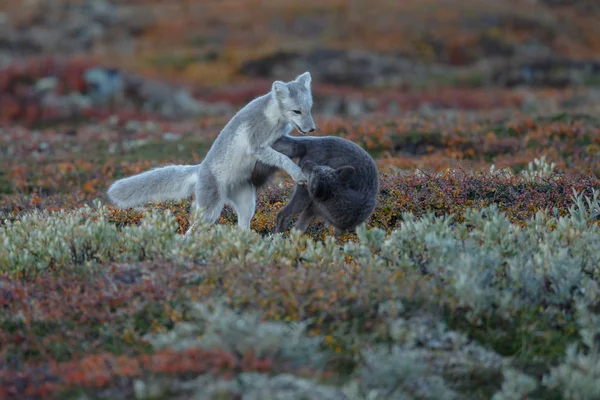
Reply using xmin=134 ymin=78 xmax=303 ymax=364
xmin=107 ymin=72 xmax=316 ymax=231
xmin=107 ymin=165 xmax=198 ymax=208
xmin=252 ymin=135 xmax=379 ymax=236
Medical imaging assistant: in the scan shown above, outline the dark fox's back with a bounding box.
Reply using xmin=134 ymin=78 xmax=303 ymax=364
xmin=251 ymin=135 xmax=379 ymax=195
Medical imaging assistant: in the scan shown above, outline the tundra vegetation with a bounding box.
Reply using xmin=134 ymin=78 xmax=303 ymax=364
xmin=2 ymin=0 xmax=600 ymax=399
xmin=3 ymin=113 xmax=600 ymax=399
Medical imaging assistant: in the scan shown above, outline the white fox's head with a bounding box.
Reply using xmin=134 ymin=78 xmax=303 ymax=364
xmin=271 ymin=72 xmax=316 ymax=134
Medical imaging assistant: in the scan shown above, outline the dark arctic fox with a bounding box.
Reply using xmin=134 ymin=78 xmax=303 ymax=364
xmin=251 ymin=135 xmax=379 ymax=236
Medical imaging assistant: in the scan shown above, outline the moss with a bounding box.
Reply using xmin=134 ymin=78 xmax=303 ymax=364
xmin=491 ymin=125 xmax=520 ymax=138
xmin=114 ymin=140 xmax=208 ymax=164
xmin=147 ymin=53 xmax=202 ymax=70
xmin=535 ymin=113 xmax=600 ymax=126
xmin=445 ymin=308 xmax=580 ymax=385
xmin=388 ymin=131 xmax=444 ymax=155
xmin=0 ymin=171 xmax=12 ymax=195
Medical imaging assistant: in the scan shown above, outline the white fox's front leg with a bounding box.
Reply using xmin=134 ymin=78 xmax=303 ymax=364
xmin=252 ymin=146 xmax=307 ymax=184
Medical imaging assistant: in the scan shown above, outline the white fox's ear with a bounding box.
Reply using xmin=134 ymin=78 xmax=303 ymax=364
xmin=272 ymin=80 xmax=289 ymax=100
xmin=296 ymin=72 xmax=311 ymax=89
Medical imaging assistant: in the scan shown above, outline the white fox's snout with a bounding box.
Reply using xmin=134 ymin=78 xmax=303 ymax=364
xmin=295 ymin=123 xmax=317 ymax=134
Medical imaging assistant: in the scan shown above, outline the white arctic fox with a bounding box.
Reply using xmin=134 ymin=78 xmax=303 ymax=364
xmin=107 ymin=72 xmax=316 ymax=231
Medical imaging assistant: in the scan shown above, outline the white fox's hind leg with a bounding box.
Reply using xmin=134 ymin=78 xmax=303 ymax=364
xmin=227 ymin=183 xmax=256 ymax=230
xmin=186 ymin=200 xmax=224 ymax=235
xmin=185 ymin=167 xmax=224 ymax=236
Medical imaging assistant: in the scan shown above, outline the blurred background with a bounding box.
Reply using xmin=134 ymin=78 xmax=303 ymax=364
xmin=1 ymin=0 xmax=599 ymax=126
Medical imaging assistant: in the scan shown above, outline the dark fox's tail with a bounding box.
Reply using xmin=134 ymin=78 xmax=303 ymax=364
xmin=107 ymin=165 xmax=199 ymax=208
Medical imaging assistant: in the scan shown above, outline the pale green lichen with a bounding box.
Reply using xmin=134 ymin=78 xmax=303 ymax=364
xmin=2 ymin=184 xmax=600 ymax=399
xmin=520 ymin=156 xmax=557 ymax=181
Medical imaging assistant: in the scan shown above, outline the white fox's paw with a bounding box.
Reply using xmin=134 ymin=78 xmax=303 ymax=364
xmin=185 ymin=221 xmax=197 ymax=236
xmin=293 ymin=172 xmax=308 ymax=185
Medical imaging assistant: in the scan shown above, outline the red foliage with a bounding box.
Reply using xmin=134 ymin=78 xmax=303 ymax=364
xmin=0 ymin=263 xmax=291 ymax=399
xmin=0 ymin=57 xmax=93 ymax=126
xmin=0 ymin=347 xmax=276 ymax=399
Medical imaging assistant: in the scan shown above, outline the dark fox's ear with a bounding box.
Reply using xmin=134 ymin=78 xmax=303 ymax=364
xmin=296 ymin=72 xmax=311 ymax=89
xmin=272 ymin=81 xmax=289 ymax=100
xmin=336 ymin=166 xmax=355 ymax=182
xmin=312 ymin=180 xmax=331 ymax=200
xmin=302 ymin=160 xmax=318 ymax=173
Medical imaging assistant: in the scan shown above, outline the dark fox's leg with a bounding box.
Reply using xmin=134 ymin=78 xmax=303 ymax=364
xmin=271 ymin=135 xmax=307 ymax=159
xmin=333 ymin=227 xmax=347 ymax=238
xmin=294 ymin=205 xmax=317 ymax=233
xmin=250 ymin=162 xmax=280 ymax=188
xmin=275 ymin=185 xmax=312 ymax=233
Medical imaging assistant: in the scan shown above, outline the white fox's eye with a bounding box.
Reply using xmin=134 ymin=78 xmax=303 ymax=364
xmin=292 ymin=110 xmax=302 ymax=115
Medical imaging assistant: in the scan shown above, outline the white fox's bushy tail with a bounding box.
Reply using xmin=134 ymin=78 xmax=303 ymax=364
xmin=107 ymin=165 xmax=199 ymax=208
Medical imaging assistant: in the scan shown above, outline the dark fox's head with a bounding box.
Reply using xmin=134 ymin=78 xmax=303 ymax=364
xmin=301 ymin=160 xmax=355 ymax=201
xmin=271 ymin=72 xmax=316 ymax=134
